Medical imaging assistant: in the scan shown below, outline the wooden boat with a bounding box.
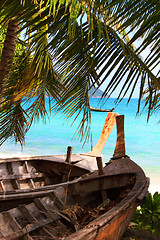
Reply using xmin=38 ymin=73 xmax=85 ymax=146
xmin=90 ymin=107 xmax=115 ymax=112
xmin=0 ymin=112 xmax=118 ymax=210
xmin=0 ymin=115 xmax=149 ymax=240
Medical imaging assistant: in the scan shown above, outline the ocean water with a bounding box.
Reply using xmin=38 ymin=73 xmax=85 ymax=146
xmin=0 ymin=98 xmax=160 ymax=178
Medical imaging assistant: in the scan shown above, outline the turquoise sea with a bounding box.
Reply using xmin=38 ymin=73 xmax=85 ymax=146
xmin=0 ymin=98 xmax=160 ymax=178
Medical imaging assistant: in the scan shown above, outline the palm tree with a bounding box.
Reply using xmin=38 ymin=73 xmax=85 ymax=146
xmin=0 ymin=20 xmax=19 ymax=99
xmin=0 ymin=0 xmax=159 ymax=146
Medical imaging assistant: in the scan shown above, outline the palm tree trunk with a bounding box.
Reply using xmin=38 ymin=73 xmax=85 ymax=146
xmin=0 ymin=20 xmax=19 ymax=104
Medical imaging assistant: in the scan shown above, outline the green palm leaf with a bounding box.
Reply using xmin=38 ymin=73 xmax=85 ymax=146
xmin=0 ymin=101 xmax=28 ymax=146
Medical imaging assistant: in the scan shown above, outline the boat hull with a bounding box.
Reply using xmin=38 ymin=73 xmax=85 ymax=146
xmin=0 ymin=157 xmax=149 ymax=240
xmin=95 ymin=203 xmax=137 ymax=240
xmin=90 ymin=107 xmax=114 ymax=112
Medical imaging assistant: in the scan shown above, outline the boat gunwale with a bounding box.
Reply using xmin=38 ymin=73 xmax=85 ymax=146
xmin=0 ymin=153 xmax=99 ymax=173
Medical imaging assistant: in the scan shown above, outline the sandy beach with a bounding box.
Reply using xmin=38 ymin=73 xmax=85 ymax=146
xmin=148 ymin=176 xmax=160 ymax=195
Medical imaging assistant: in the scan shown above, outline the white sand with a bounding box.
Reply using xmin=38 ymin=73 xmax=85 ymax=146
xmin=0 ymin=153 xmax=32 ymax=158
xmin=148 ymin=176 xmax=160 ymax=195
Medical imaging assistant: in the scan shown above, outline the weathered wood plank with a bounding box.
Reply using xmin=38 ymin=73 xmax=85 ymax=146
xmin=0 ymin=213 xmax=15 ymax=237
xmin=96 ymin=157 xmax=104 ymax=175
xmin=137 ymin=177 xmax=150 ymax=202
xmin=34 ymin=198 xmax=57 ymax=220
xmin=66 ymin=146 xmax=73 ymax=163
xmin=0 ymin=181 xmax=5 ymax=192
xmin=24 ymin=161 xmax=35 ymax=188
xmin=11 ymin=161 xmax=24 ymax=175
xmin=87 ymin=112 xmax=119 ymax=156
xmin=18 ymin=205 xmax=37 ymax=223
xmin=107 ymin=158 xmax=130 ymax=176
xmin=112 ymin=115 xmax=126 ymax=159
xmin=25 ymin=203 xmax=48 ymax=222
xmin=6 ymin=162 xmax=19 ymax=190
xmin=52 ymin=187 xmax=66 ymax=207
xmin=2 ymin=212 xmax=21 ymax=232
xmin=0 ymin=164 xmax=8 ymax=177
xmin=41 ymin=226 xmax=57 ymax=239
xmin=0 ymin=217 xmax=54 ymax=239
xmin=39 ymin=196 xmax=63 ymax=221
xmin=65 ymin=226 xmax=98 ymax=240
xmin=68 ymin=174 xmax=131 ymax=195
xmin=0 ymin=173 xmax=44 ymax=181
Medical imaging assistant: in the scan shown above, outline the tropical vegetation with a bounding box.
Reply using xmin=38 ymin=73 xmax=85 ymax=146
xmin=132 ymin=192 xmax=160 ymax=234
xmin=0 ymin=0 xmax=159 ymax=146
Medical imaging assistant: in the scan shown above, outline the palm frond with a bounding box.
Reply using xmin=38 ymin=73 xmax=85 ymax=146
xmin=0 ymin=98 xmax=28 ymax=147
xmin=0 ymin=38 xmax=61 ymax=145
xmin=106 ymin=0 xmax=160 ymax=75
xmin=53 ymin=19 xmax=159 ymax=110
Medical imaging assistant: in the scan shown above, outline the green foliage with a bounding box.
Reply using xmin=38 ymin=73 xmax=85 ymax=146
xmin=0 ymin=21 xmax=7 ymax=57
xmin=0 ymin=50 xmax=31 ymax=146
xmin=132 ymin=192 xmax=160 ymax=234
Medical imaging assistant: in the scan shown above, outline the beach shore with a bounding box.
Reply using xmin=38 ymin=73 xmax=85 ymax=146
xmin=148 ymin=176 xmax=160 ymax=195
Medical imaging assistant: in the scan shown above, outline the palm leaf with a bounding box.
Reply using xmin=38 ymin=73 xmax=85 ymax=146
xmin=107 ymin=0 xmax=160 ymax=76
xmin=0 ymin=101 xmax=28 ymax=146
